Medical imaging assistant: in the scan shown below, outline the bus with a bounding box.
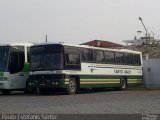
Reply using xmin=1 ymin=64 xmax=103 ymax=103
xmin=0 ymin=43 xmax=33 ymax=94
xmin=27 ymin=43 xmax=143 ymax=95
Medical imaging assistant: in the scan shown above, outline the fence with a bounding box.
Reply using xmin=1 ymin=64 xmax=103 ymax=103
xmin=143 ymin=58 xmax=160 ymax=88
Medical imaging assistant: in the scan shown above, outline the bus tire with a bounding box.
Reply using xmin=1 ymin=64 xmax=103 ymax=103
xmin=120 ymin=77 xmax=127 ymax=90
xmin=67 ymin=77 xmax=77 ymax=95
xmin=1 ymin=90 xmax=11 ymax=95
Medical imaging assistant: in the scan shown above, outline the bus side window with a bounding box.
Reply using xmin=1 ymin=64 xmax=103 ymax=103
xmin=9 ymin=47 xmax=25 ymax=74
xmin=124 ymin=53 xmax=134 ymax=65
xmin=104 ymin=51 xmax=115 ymax=64
xmin=115 ymin=52 xmax=124 ymax=64
xmin=133 ymin=54 xmax=141 ymax=66
xmin=94 ymin=50 xmax=105 ymax=63
xmin=65 ymin=53 xmax=81 ymax=70
xmin=81 ymin=49 xmax=94 ymax=62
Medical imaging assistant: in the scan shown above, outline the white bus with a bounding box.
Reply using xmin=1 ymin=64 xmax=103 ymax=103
xmin=27 ymin=43 xmax=143 ymax=95
xmin=0 ymin=43 xmax=33 ymax=94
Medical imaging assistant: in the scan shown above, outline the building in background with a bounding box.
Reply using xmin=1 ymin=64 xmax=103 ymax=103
xmin=123 ymin=37 xmax=158 ymax=46
xmin=80 ymin=40 xmax=124 ymax=48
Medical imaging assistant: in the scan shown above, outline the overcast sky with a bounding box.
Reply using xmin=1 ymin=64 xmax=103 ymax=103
xmin=0 ymin=0 xmax=160 ymax=45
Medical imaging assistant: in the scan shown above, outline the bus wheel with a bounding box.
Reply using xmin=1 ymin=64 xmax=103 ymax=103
xmin=1 ymin=90 xmax=11 ymax=95
xmin=67 ymin=78 xmax=77 ymax=95
xmin=120 ymin=77 xmax=127 ymax=90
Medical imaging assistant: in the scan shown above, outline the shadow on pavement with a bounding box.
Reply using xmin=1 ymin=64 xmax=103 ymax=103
xmin=0 ymin=88 xmax=119 ymax=96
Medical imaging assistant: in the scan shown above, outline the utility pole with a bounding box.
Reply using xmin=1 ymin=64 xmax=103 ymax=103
xmin=45 ymin=34 xmax=47 ymax=42
xmin=138 ymin=17 xmax=149 ymax=44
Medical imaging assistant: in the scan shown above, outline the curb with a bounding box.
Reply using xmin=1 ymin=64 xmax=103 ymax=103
xmin=128 ymin=88 xmax=160 ymax=91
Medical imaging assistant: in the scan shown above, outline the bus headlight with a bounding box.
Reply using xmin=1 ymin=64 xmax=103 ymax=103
xmin=29 ymin=82 xmax=35 ymax=86
xmin=55 ymin=82 xmax=58 ymax=85
xmin=52 ymin=82 xmax=58 ymax=86
xmin=52 ymin=82 xmax=55 ymax=86
xmin=0 ymin=77 xmax=8 ymax=81
xmin=29 ymin=82 xmax=32 ymax=86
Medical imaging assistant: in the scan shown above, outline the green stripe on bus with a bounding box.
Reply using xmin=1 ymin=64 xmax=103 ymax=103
xmin=95 ymin=66 xmax=142 ymax=70
xmin=79 ymin=82 xmax=141 ymax=88
xmin=79 ymin=75 xmax=142 ymax=79
xmin=0 ymin=72 xmax=4 ymax=76
xmin=65 ymin=75 xmax=142 ymax=85
xmin=22 ymin=63 xmax=30 ymax=72
xmin=80 ymin=84 xmax=120 ymax=88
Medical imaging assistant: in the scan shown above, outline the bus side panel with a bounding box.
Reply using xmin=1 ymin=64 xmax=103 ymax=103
xmin=76 ymin=75 xmax=143 ymax=88
xmin=7 ymin=62 xmax=30 ymax=89
xmin=63 ymin=75 xmax=143 ymax=89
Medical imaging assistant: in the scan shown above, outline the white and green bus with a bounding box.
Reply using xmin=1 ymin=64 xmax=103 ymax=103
xmin=0 ymin=43 xmax=33 ymax=94
xmin=27 ymin=43 xmax=143 ymax=95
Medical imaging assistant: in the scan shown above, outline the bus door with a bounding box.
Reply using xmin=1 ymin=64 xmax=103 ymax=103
xmin=8 ymin=46 xmax=27 ymax=89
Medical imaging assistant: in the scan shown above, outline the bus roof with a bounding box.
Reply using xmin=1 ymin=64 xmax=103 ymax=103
xmin=32 ymin=42 xmax=142 ymax=54
xmin=0 ymin=42 xmax=34 ymax=47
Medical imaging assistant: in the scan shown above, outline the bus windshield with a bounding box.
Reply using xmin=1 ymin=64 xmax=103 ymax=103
xmin=44 ymin=53 xmax=63 ymax=70
xmin=30 ymin=54 xmax=43 ymax=70
xmin=30 ymin=44 xmax=64 ymax=71
xmin=0 ymin=47 xmax=9 ymax=71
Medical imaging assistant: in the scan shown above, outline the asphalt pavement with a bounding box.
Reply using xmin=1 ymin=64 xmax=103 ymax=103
xmin=0 ymin=90 xmax=160 ymax=114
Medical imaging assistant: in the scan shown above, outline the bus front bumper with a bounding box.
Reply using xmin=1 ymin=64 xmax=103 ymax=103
xmin=28 ymin=80 xmax=62 ymax=89
xmin=0 ymin=81 xmax=11 ymax=89
xmin=28 ymin=74 xmax=66 ymax=89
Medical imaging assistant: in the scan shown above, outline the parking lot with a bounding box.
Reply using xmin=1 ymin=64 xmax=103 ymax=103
xmin=0 ymin=90 xmax=160 ymax=114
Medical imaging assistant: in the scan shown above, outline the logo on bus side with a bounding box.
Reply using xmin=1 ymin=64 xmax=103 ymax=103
xmin=114 ymin=69 xmax=131 ymax=74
